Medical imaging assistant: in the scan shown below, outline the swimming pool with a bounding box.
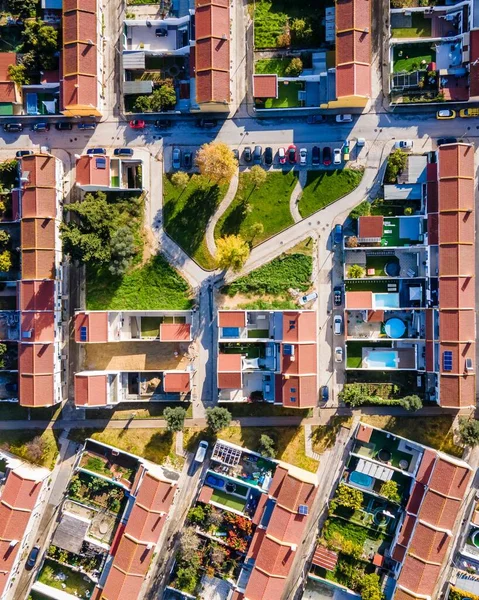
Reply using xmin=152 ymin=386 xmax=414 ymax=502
xmin=366 ymin=350 xmax=398 ymax=369
xmin=222 ymin=327 xmax=240 ymax=338
xmin=374 ymin=292 xmax=400 ymax=309
xmin=349 ymin=471 xmax=374 ymax=489
xmin=384 ymin=318 xmax=406 ymax=338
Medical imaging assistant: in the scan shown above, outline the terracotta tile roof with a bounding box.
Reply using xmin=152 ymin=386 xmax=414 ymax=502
xmin=123 ymin=504 xmax=167 ymax=545
xmin=439 ymin=144 xmax=474 ymax=180
xmin=281 ymin=375 xmax=317 ymax=408
xmin=21 ymin=311 xmax=55 ymax=343
xmin=218 ymin=371 xmax=242 ymax=389
xmin=428 ymin=457 xmax=471 ymax=498
xmin=74 ymin=312 xmax=109 ymax=343
xmin=439 ymin=245 xmax=474 ymax=277
xmin=20 ymin=155 xmax=57 ymax=188
xmin=418 ymin=490 xmax=460 ymax=531
xmin=218 ymin=310 xmax=246 ymax=328
xmin=415 ymin=449 xmax=437 ymax=485
xmin=251 ymin=493 xmax=268 ymax=525
xmin=19 ymin=342 xmax=54 ymax=375
xmin=62 ymin=74 xmax=98 ymax=111
xmin=0 ymin=53 xmax=15 ymax=81
xmin=218 ymin=352 xmax=242 ymax=371
xmin=439 ymin=341 xmax=474 ymax=375
xmin=246 ymin=527 xmax=267 ymax=562
xmin=397 ymin=555 xmax=442 ymax=597
xmin=160 ymin=323 xmax=191 ymax=341
xmin=439 ymin=310 xmax=475 ymax=342
xmin=358 ymin=216 xmax=383 ymax=239
xmin=439 ymin=277 xmax=474 ymax=310
xmin=439 ymin=178 xmax=474 ymax=211
xmin=19 ymin=372 xmax=54 ymax=407
xmin=63 ymin=11 xmax=97 ymax=47
xmin=397 ymin=514 xmax=416 ymax=547
xmin=74 ymin=374 xmax=108 ymax=406
xmin=392 ymin=544 xmax=407 ymax=563
xmin=21 ymin=218 xmax=56 ymax=250
xmin=254 ymin=536 xmax=295 ymax=577
xmin=21 ymin=188 xmax=57 ymax=219
xmin=163 ymin=371 xmax=191 ymax=393
xmin=356 ymin=424 xmax=373 ymax=443
xmin=196 ymin=69 xmax=230 ymax=104
xmin=21 ymin=249 xmax=56 ymax=280
xmin=312 ymin=546 xmax=338 ymax=571
xmin=408 ymin=521 xmax=449 ymax=563
xmin=253 ymin=74 xmax=278 ymax=98
xmin=198 ymin=484 xmax=213 ymax=504
xmin=282 ymin=312 xmax=316 ymax=343
xmin=439 ymin=373 xmax=475 ymax=407
xmin=1 ymin=471 xmax=42 ymax=510
xmin=266 ymin=504 xmax=308 ymax=545
xmin=101 ymin=559 xmax=149 ymax=600
xmin=76 ymin=155 xmax=110 ymax=187
xmin=406 ymin=482 xmax=425 ymax=515
xmin=269 ymin=467 xmax=316 ymax=512
xmin=282 ymin=343 xmax=317 ymax=376
xmin=439 ymin=210 xmax=474 ymax=245
xmin=345 ymin=291 xmax=373 ymax=309
xmin=336 ymin=0 xmax=369 ymax=30
xmin=20 ymin=280 xmax=55 ymax=312
xmin=63 ymin=42 xmax=97 ymax=76
xmin=243 ymin=566 xmax=289 ymax=600
xmin=195 ymin=3 xmax=229 ymax=38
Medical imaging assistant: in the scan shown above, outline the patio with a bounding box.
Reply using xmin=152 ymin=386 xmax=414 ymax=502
xmin=261 ymin=81 xmax=305 ymax=109
xmin=353 ymin=428 xmax=421 ymax=474
xmin=62 ymin=500 xmax=118 ymax=546
xmin=346 ymin=310 xmax=423 ymax=340
xmin=381 ymin=217 xmax=423 ymax=247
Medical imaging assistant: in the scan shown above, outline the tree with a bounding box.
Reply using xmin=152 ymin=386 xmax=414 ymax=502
xmin=276 ymin=31 xmax=291 ymax=47
xmin=335 ymin=483 xmax=363 ymax=510
xmin=0 ymin=159 xmax=18 ymax=190
xmin=196 ymin=142 xmax=238 ymax=184
xmin=258 ymin=434 xmax=276 ymax=458
xmin=206 ymin=406 xmax=231 ymax=433
xmin=133 ymin=95 xmax=152 ymax=113
xmin=385 ymin=149 xmax=408 ymax=183
xmin=171 ymin=171 xmax=189 ymax=190
xmin=210 ymin=544 xmax=227 ymax=567
xmin=459 ymin=418 xmax=479 ymax=446
xmin=0 ymin=230 xmax=10 ymax=247
xmin=345 ymin=236 xmax=359 ymax=248
xmin=178 ymin=527 xmax=201 ymax=562
xmin=109 ymin=226 xmax=136 ymax=276
xmin=360 ymin=573 xmax=383 ymax=600
xmin=0 ymin=250 xmax=12 ymax=272
xmin=285 ymin=57 xmax=303 ymax=77
xmin=22 ymin=21 xmax=59 ymax=71
xmin=24 ymin=436 xmax=46 ymax=464
xmin=347 ymin=264 xmax=365 ymax=278
xmin=248 ymin=222 xmax=264 ymax=242
xmin=402 ymin=394 xmax=422 ymax=412
xmin=350 ymin=200 xmax=371 ymax=220
xmin=404 ymin=206 xmax=414 ymax=215
xmin=149 ymin=83 xmax=177 ymax=111
xmin=248 ymin=165 xmax=266 ymax=188
xmin=7 ymin=64 xmax=30 ymax=86
xmin=7 ymin=0 xmax=38 ymax=17
xmin=175 ymin=567 xmax=198 ymax=594
xmin=380 ymin=480 xmax=400 ymax=503
xmin=290 ymin=18 xmax=312 ymax=41
xmin=187 ymin=505 xmax=206 ymax=525
xmin=216 ymin=235 xmax=250 ymax=272
xmin=339 ymin=384 xmax=369 ymax=407
xmin=163 ymin=406 xmax=186 ymax=432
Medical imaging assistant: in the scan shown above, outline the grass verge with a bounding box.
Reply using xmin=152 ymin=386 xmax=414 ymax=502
xmin=224 ymin=403 xmax=312 ymax=418
xmin=68 ymin=428 xmax=184 ymax=469
xmin=360 ymin=415 xmax=463 ymax=457
xmin=86 ymin=254 xmax=192 ymax=310
xmin=311 ymin=417 xmax=353 ymax=454
xmin=0 ymin=430 xmax=60 ymax=469
xmin=215 ymin=171 xmax=296 ymax=246
xmin=255 ymin=58 xmax=292 ymax=76
xmin=298 ymin=169 xmax=364 ymax=218
xmin=85 ymin=402 xmax=193 ymax=420
xmin=163 ymin=174 xmax=228 ymax=269
xmin=184 ymin=426 xmax=318 ymax=472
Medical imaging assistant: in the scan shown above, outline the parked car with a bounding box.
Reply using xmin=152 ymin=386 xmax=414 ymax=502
xmin=437 ymin=137 xmax=458 ymax=146
xmin=336 ymin=114 xmax=353 ymax=123
xmin=335 ymin=347 xmax=343 ymax=363
xmin=155 ymin=119 xmax=172 ymax=129
xmin=197 ymin=118 xmax=217 ymax=128
xmin=343 ymin=141 xmax=350 ymax=161
xmin=312 ymin=146 xmax=320 ymax=165
xmin=172 ymin=147 xmax=181 ymax=170
xmin=436 ymin=109 xmax=456 ymax=119
xmin=253 ymin=145 xmax=262 ymax=164
xmin=321 ymin=385 xmax=329 ymax=402
xmin=55 ymin=122 xmax=73 ymax=131
xmin=307 ymin=115 xmax=326 ymax=124
xmin=243 ymin=147 xmax=252 ymax=162
xmin=114 ymin=147 xmax=133 ymax=156
xmin=278 ymin=147 xmax=286 ymax=164
xmin=334 ymin=285 xmax=343 ymax=306
xmin=459 ymin=108 xmax=479 ymax=117
xmin=77 ymin=122 xmax=96 ymax=130
xmin=86 ymin=148 xmax=106 ymax=155
xmin=16 ymin=150 xmax=33 ymax=158
xmin=299 ymin=291 xmax=318 ymax=305
xmin=287 ymin=144 xmax=297 ymax=164
xmin=264 ymin=146 xmax=273 ymax=166
xmin=26 ymin=546 xmax=40 ymax=570
xmin=323 ymin=146 xmax=332 ymax=166
xmin=333 ymin=148 xmax=342 ymax=165
xmin=129 ymin=119 xmax=145 ymax=129
xmin=183 ymin=151 xmax=192 ymax=169
xmin=357 ymin=137 xmax=366 ymax=147
xmin=333 ymin=224 xmax=343 ymax=245
xmin=31 ymin=122 xmax=50 ymax=132
xmin=195 ymin=440 xmax=208 ymax=464
xmin=334 ymin=315 xmax=343 ymax=335
xmin=299 ymin=147 xmax=307 ymax=165
xmin=394 ymin=140 xmax=413 ymax=150
xmin=232 ymin=148 xmax=239 ymax=161
xmin=4 ymin=122 xmax=23 ymax=132
xmin=155 ymin=27 xmax=168 ymax=37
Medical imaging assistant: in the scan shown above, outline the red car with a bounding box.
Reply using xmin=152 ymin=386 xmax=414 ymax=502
xmin=287 ymin=144 xmax=297 ymax=164
xmin=323 ymin=146 xmax=332 ymax=166
xmin=129 ymin=119 xmax=146 ymax=129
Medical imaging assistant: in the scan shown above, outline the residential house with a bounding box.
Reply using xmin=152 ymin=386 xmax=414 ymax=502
xmin=76 ymin=154 xmax=143 ymax=191
xmin=0 ymin=54 xmax=21 ymax=116
xmin=217 ymin=310 xmax=318 ymax=408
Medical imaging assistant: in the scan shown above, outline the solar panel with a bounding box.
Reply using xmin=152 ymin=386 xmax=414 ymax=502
xmin=298 ymin=505 xmax=308 ymax=515
xmin=96 ymin=157 xmax=106 ymax=169
xmin=443 ymin=351 xmax=453 ymax=372
xmin=80 ymin=326 xmax=87 ymax=342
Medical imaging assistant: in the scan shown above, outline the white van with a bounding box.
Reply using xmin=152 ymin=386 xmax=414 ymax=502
xmin=336 ymin=114 xmax=353 ymax=123
xmin=334 ymin=315 xmax=343 ymax=335
xmin=195 ymin=440 xmax=208 ymax=463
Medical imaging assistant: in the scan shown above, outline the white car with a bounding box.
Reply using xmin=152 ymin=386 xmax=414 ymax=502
xmin=299 ymin=291 xmax=318 ymax=305
xmin=333 ymin=148 xmax=342 ymax=165
xmin=334 ymin=315 xmax=343 ymax=335
xmin=336 ymin=114 xmax=353 ymax=123
xmin=299 ymin=148 xmax=307 ymax=165
xmin=394 ymin=140 xmax=413 ymax=151
xmin=335 ymin=347 xmax=343 ymax=363
xmin=278 ymin=147 xmax=286 ymax=164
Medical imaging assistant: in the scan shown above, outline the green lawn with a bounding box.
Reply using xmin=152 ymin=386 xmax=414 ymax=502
xmin=215 ymin=171 xmax=296 ymax=245
xmin=86 ymin=254 xmax=192 ymax=310
xmin=211 ymin=489 xmax=246 ymax=512
xmin=255 ymin=58 xmax=291 ymax=76
xmin=298 ymin=170 xmax=364 ymax=218
xmin=391 ymin=13 xmax=432 ymax=38
xmin=264 ymin=82 xmax=304 ymax=108
xmin=393 ymin=44 xmax=435 ymax=73
xmin=163 ymin=174 xmax=228 ymax=269
xmin=0 ymin=430 xmax=59 ymax=469
xmin=39 ymin=560 xmax=95 ymax=597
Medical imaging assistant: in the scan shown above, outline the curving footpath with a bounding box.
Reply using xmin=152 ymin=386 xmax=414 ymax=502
xmin=205 ymin=169 xmax=240 ymax=257
xmin=289 ymin=169 xmax=307 ymax=223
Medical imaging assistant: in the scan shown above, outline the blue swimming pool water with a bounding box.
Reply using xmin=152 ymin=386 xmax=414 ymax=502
xmin=374 ymin=292 xmax=400 ymax=309
xmin=222 ymin=327 xmax=240 ymax=338
xmin=367 ymin=350 xmax=398 ymax=369
xmin=349 ymin=471 xmax=374 ymax=489
xmin=384 ymin=318 xmax=406 ymax=338
xmin=206 ymin=474 xmax=225 ymax=489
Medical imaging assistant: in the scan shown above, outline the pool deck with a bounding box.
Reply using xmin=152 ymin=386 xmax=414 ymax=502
xmin=361 ymin=347 xmax=416 ymax=369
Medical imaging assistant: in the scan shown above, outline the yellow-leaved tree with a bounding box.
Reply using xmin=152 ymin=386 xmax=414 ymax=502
xmin=195 ymin=142 xmax=238 ymax=184
xmin=216 ymin=235 xmax=249 ymax=272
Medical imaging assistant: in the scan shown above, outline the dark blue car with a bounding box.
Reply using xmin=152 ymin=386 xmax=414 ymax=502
xmin=333 ymin=224 xmax=343 ymax=245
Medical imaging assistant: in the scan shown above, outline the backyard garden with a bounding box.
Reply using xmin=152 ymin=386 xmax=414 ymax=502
xmin=391 ymin=12 xmax=432 ymax=38
xmin=80 ymin=452 xmax=135 ymax=484
xmin=298 ymin=169 xmax=364 ymax=218
xmin=38 ymin=560 xmax=95 ymax=599
xmin=68 ymin=472 xmax=127 ymax=514
xmin=393 ymin=43 xmax=435 ymax=72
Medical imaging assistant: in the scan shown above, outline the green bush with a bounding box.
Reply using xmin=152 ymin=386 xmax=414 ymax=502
xmin=385 ymin=149 xmax=408 ymax=183
xmin=458 ymin=418 xmax=479 ymax=446
xmin=350 ymin=201 xmax=371 ymax=220
xmin=340 ymin=384 xmax=422 ymax=410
